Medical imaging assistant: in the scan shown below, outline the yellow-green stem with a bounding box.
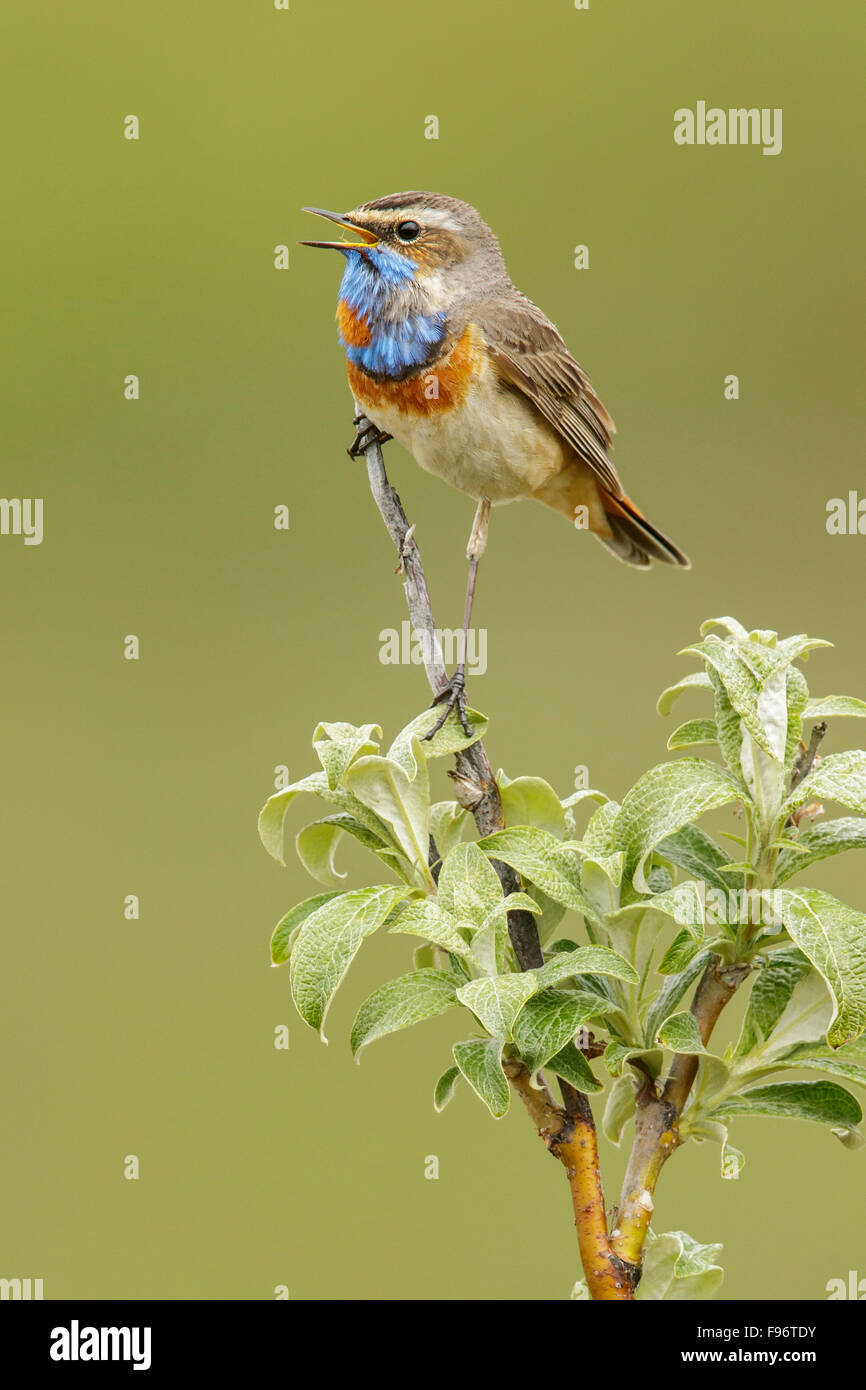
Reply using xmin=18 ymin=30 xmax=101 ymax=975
xmin=610 ymin=954 xmax=750 ymax=1275
xmin=505 ymin=1060 xmax=634 ymax=1300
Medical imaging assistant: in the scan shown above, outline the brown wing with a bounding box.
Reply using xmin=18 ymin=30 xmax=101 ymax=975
xmin=471 ymin=290 xmax=624 ymax=498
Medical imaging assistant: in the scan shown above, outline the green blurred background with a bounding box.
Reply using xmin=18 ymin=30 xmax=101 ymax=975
xmin=2 ymin=0 xmax=863 ymax=1300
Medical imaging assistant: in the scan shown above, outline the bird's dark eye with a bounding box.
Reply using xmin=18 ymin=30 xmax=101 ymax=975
xmin=395 ymin=220 xmax=421 ymax=243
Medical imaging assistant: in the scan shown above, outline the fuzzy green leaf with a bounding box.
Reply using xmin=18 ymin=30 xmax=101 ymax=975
xmin=657 ymin=929 xmax=703 ymax=976
xmin=561 ymin=788 xmax=609 ymax=812
xmin=499 ymin=773 xmax=567 ymax=838
xmin=613 ymin=760 xmax=742 ymax=892
xmin=657 ymin=1010 xmax=706 ymax=1054
xmin=289 ymin=885 xmax=410 ymax=1040
xmin=667 ymin=719 xmax=718 ymax=750
xmin=548 ymin=1041 xmax=603 ymax=1094
xmin=786 ymin=750 xmax=866 ymax=817
xmin=778 ymin=888 xmax=866 ymax=1047
xmin=776 ymin=817 xmax=866 ymax=884
xmin=270 ymin=892 xmax=342 ymax=966
xmin=657 ymin=671 xmax=713 ymax=716
xmin=389 ymin=898 xmax=472 ymax=958
xmin=580 ymin=850 xmax=625 ymax=888
xmin=700 ymin=616 xmax=750 ymax=639
xmin=429 ymin=801 xmax=468 ymax=861
xmin=774 ymin=634 xmax=833 ymax=665
xmin=387 ymin=707 xmax=487 ymax=775
xmin=688 ymin=1122 xmax=747 ymax=1181
xmin=803 ymin=696 xmax=866 ymax=719
xmin=635 ymin=1229 xmax=724 ymax=1301
xmin=259 ymin=762 xmax=398 ymax=866
xmin=351 ymin=970 xmax=459 ymax=1057
xmin=536 ymin=945 xmax=638 ymax=989
xmin=733 ymin=950 xmax=811 ymax=1056
xmin=608 ymin=880 xmax=707 ymax=946
xmin=784 ymin=666 xmax=811 ymax=768
xmin=604 ymin=1040 xmax=664 ymax=1079
xmin=739 ymin=667 xmax=788 ymax=833
xmin=767 ymin=1047 xmax=866 ymax=1090
xmin=452 ymin=1038 xmax=510 ymax=1118
xmin=644 ymin=951 xmax=709 ymax=1048
xmin=578 ymin=854 xmax=624 ymax=921
xmin=602 ymin=1074 xmax=637 ymax=1144
xmin=433 ymin=1065 xmax=461 ymax=1113
xmin=259 ymin=772 xmax=334 ymax=865
xmin=518 ymin=888 xmax=564 ymax=947
xmin=512 ymin=989 xmax=603 ymax=1073
xmin=296 ymin=813 xmax=391 ymax=887
xmin=580 ymin=800 xmax=620 ymax=852
xmin=680 ymin=639 xmax=775 ymax=757
xmin=344 ymin=750 xmax=432 ymax=877
xmin=456 ymin=973 xmax=539 ymax=1039
xmin=312 ymin=721 xmax=382 ymax=789
xmin=708 ymin=671 xmax=747 ymax=784
xmin=476 ymin=827 xmax=595 ymax=918
xmin=655 ymin=824 xmax=742 ymax=894
xmin=733 ymin=948 xmax=812 ymax=1058
xmin=747 ymin=970 xmax=834 ymax=1060
xmin=437 ymin=841 xmax=504 ymax=929
xmin=720 ymin=1135 xmax=746 ymax=1180
xmin=717 ymin=1080 xmax=862 ymax=1129
xmin=689 ymin=1054 xmax=732 ymax=1112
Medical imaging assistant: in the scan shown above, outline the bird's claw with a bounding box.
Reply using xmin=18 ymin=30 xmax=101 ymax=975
xmin=424 ymin=668 xmax=471 ymax=740
xmin=348 ymin=414 xmax=393 ymax=459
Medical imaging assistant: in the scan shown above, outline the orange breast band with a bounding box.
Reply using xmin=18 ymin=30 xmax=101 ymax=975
xmin=346 ymin=325 xmax=483 ymax=416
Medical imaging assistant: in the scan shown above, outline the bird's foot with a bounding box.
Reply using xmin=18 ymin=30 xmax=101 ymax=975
xmin=424 ymin=667 xmax=471 ymax=740
xmin=348 ymin=414 xmax=393 ymax=459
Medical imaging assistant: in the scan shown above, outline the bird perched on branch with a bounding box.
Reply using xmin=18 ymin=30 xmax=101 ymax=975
xmin=302 ymin=191 xmax=689 ymax=733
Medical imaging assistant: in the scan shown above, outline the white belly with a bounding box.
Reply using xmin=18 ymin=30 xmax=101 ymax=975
xmin=359 ymin=357 xmax=566 ymax=504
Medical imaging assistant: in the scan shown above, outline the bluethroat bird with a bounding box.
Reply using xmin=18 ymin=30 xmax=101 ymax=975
xmin=302 ymin=192 xmax=689 ymax=735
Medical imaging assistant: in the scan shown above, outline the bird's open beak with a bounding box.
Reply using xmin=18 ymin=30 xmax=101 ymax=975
xmin=299 ymin=207 xmax=379 ymax=250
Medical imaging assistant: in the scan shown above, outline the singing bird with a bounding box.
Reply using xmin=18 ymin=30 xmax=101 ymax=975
xmin=302 ymin=192 xmax=689 ymax=732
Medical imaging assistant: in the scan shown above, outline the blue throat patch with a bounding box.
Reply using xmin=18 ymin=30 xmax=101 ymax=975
xmin=337 ymin=247 xmax=446 ymax=378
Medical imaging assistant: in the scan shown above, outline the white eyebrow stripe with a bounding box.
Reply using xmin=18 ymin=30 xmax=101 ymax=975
xmin=369 ymin=204 xmax=462 ymax=233
xmin=414 ymin=207 xmax=462 ymax=232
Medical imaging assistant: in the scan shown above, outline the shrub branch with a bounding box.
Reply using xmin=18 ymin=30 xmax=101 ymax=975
xmin=611 ymin=954 xmax=750 ymax=1274
xmin=355 ymin=415 xmax=626 ymax=1298
xmin=504 ymin=1061 xmax=634 ymax=1300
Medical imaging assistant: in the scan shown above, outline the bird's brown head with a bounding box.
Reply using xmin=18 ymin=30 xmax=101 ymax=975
xmin=301 ymin=192 xmax=508 ymax=297
xmin=301 ymin=193 xmax=509 ymax=377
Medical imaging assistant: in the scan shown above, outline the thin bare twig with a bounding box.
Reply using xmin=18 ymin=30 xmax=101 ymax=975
xmin=356 ymin=414 xmax=542 ymax=970
xmin=791 ymin=721 xmax=828 ymax=793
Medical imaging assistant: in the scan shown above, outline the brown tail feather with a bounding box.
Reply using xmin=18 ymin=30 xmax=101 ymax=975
xmin=601 ymin=491 xmax=691 ymax=569
xmin=531 ymin=465 xmax=690 ymax=569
